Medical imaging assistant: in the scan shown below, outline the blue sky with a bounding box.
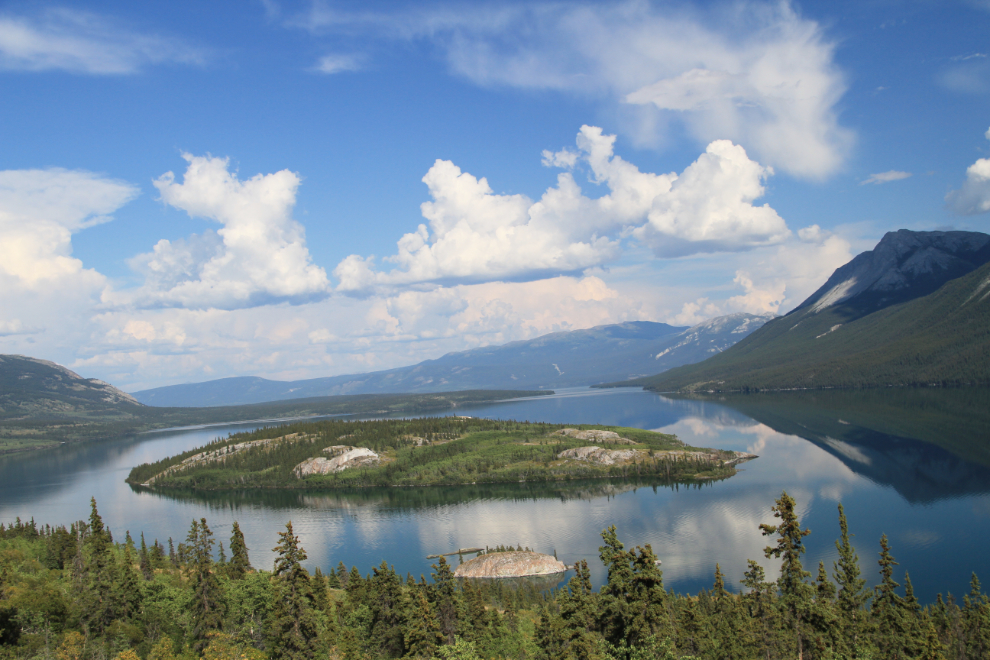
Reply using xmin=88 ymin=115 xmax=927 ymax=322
xmin=2 ymin=0 xmax=990 ymax=391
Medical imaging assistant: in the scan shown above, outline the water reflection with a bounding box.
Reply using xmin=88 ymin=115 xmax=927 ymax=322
xmin=0 ymin=387 xmax=987 ymax=603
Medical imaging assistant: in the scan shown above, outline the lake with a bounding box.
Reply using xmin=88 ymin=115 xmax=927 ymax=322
xmin=1 ymin=386 xmax=988 ymax=603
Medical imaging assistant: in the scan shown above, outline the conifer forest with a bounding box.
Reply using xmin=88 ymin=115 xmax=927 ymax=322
xmin=1 ymin=492 xmax=987 ymax=660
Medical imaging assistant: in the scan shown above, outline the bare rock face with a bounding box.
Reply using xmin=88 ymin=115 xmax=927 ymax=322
xmin=294 ymin=446 xmax=379 ymax=477
xmin=555 ymin=428 xmax=636 ymax=444
xmin=454 ymin=551 xmax=568 ymax=578
xmin=557 ymin=446 xmax=643 ymax=465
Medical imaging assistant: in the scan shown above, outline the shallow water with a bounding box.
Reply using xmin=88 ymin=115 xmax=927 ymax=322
xmin=1 ymin=386 xmax=987 ymax=602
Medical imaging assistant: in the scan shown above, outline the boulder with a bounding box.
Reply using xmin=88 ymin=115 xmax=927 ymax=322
xmin=454 ymin=551 xmax=568 ymax=578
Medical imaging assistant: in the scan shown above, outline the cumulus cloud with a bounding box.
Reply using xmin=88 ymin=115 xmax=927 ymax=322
xmin=121 ymin=154 xmax=331 ymax=310
xmin=295 ymin=0 xmax=850 ymax=178
xmin=0 ymin=8 xmax=206 ymax=74
xmin=668 ymin=226 xmax=852 ymax=324
xmin=0 ymin=168 xmax=137 ymax=287
xmin=633 ymin=139 xmax=790 ymax=257
xmin=946 ymin=127 xmax=990 ymax=215
xmin=861 ymin=170 xmax=911 ymax=185
xmin=336 ymin=125 xmax=789 ymax=294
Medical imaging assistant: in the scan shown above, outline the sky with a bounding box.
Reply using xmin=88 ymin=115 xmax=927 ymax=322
xmin=2 ymin=0 xmax=990 ymax=392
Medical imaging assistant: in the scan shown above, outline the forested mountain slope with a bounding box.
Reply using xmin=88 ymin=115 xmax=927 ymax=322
xmin=628 ymin=230 xmax=990 ymax=392
xmin=133 ymin=313 xmax=773 ymax=406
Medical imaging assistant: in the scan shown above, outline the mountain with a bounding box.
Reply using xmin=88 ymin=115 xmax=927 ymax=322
xmin=132 ymin=313 xmax=774 ymax=407
xmin=0 ymin=352 xmax=551 ymax=452
xmin=627 ymin=229 xmax=990 ymax=392
xmin=0 ymin=354 xmax=142 ymax=418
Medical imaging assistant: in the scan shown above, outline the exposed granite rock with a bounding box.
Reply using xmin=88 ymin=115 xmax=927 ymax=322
xmin=557 ymin=446 xmax=644 ymax=465
xmin=454 ymin=551 xmax=568 ymax=578
xmin=554 ymin=428 xmax=637 ymax=444
xmin=557 ymin=446 xmax=756 ymax=468
xmin=143 ymin=433 xmax=312 ymax=485
xmin=294 ymin=446 xmax=380 ymax=477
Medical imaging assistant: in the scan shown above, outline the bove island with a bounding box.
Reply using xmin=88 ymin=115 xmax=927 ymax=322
xmin=127 ymin=417 xmax=755 ymax=490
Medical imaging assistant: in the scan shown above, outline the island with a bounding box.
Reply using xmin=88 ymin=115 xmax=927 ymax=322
xmin=454 ymin=551 xmax=568 ymax=578
xmin=127 ymin=417 xmax=756 ymax=490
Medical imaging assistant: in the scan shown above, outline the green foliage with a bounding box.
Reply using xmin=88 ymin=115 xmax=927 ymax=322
xmin=2 ymin=494 xmax=988 ymax=660
xmin=127 ymin=418 xmax=735 ymax=491
xmin=631 ymin=259 xmax=990 ymax=393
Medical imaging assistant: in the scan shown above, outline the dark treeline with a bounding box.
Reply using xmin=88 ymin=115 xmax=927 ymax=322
xmin=126 ymin=419 xmax=735 ymax=491
xmin=1 ymin=492 xmax=988 ymax=660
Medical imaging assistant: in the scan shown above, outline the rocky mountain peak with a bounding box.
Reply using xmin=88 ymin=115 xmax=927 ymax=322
xmin=793 ymin=229 xmax=990 ymax=319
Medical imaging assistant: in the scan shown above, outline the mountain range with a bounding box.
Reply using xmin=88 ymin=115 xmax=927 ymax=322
xmin=131 ymin=312 xmax=773 ymax=407
xmin=627 ymin=229 xmax=990 ymax=392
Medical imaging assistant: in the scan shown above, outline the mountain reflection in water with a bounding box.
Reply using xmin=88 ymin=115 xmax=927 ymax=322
xmin=0 ymin=386 xmax=987 ymax=602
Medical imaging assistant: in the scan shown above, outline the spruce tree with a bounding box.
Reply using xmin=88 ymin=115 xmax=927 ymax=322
xmin=404 ymin=590 xmax=444 ymax=659
xmin=962 ymin=573 xmax=990 ymax=660
xmin=227 ymin=521 xmax=251 ymax=579
xmin=872 ymin=534 xmax=907 ymax=659
xmin=429 ymin=557 xmax=459 ymax=645
xmin=368 ymin=561 xmax=405 ymax=657
xmin=82 ymin=498 xmax=117 ymax=635
xmin=268 ymin=521 xmax=321 ymax=660
xmin=187 ymin=519 xmax=225 ymax=649
xmin=760 ymin=491 xmax=812 ymax=659
xmin=139 ymin=533 xmax=152 ymax=581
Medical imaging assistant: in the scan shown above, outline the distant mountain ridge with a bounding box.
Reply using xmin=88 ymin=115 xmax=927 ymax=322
xmin=0 ymin=354 xmax=141 ymax=418
xmin=627 ymin=229 xmax=990 ymax=392
xmin=133 ymin=313 xmax=775 ymax=407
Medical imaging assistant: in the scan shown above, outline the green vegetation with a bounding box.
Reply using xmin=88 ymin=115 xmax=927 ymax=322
xmin=617 ymin=259 xmax=990 ymax=393
xmin=2 ymin=493 xmax=988 ymax=660
xmin=0 ymin=373 xmax=552 ymax=453
xmin=126 ymin=418 xmax=745 ymax=490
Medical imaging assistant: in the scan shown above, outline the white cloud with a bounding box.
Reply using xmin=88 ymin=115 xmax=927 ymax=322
xmin=296 ymin=0 xmax=851 ymax=178
xmin=861 ymin=170 xmax=911 ymax=185
xmin=667 ymin=227 xmax=852 ymax=324
xmin=313 ymin=53 xmax=362 ymax=74
xmin=946 ymin=127 xmax=990 ymax=215
xmin=0 ymin=8 xmax=206 ymax=74
xmin=336 ymin=125 xmax=789 ymax=294
xmin=0 ymin=168 xmax=137 ymax=287
xmin=633 ymin=139 xmax=790 ymax=257
xmin=121 ymin=154 xmax=331 ymax=310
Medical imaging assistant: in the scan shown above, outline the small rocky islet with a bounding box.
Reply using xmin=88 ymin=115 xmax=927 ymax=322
xmin=453 ymin=551 xmax=569 ymax=579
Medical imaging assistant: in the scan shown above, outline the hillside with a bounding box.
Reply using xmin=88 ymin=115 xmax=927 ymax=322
xmin=0 ymin=354 xmax=552 ymax=452
xmin=132 ymin=313 xmax=773 ymax=407
xmin=625 ymin=230 xmax=990 ymax=392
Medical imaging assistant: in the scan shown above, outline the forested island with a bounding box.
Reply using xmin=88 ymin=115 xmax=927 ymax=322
xmin=1 ymin=492 xmax=986 ymax=660
xmin=126 ymin=418 xmax=753 ymax=490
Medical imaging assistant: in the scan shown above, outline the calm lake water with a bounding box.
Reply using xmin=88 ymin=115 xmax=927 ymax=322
xmin=1 ymin=386 xmax=988 ymax=603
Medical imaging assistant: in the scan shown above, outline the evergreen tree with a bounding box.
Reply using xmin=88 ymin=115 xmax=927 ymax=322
xmin=227 ymin=521 xmax=251 ymax=579
xmin=268 ymin=521 xmax=321 ymax=660
xmin=111 ymin=543 xmax=144 ymax=623
xmin=368 ymin=561 xmax=405 ymax=657
xmin=554 ymin=560 xmax=599 ymax=660
xmin=760 ymin=491 xmax=812 ymax=660
xmin=833 ymin=503 xmax=869 ymax=655
xmin=428 ymin=557 xmax=459 ymax=645
xmin=962 ymin=573 xmax=990 ymax=660
xmin=404 ymin=590 xmax=443 ymax=659
xmin=872 ymin=534 xmax=908 ymax=659
xmin=188 ymin=518 xmax=225 ymax=649
xmin=740 ymin=560 xmax=779 ymax=659
xmin=139 ymin=533 xmax=152 ymax=581
xmin=82 ymin=498 xmax=117 ymax=635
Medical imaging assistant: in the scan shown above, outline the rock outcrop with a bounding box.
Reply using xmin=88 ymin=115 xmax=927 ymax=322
xmin=143 ymin=433 xmax=312 ymax=484
xmin=554 ymin=428 xmax=637 ymax=444
xmin=557 ymin=446 xmax=643 ymax=465
xmin=454 ymin=551 xmax=568 ymax=578
xmin=294 ymin=446 xmax=380 ymax=477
